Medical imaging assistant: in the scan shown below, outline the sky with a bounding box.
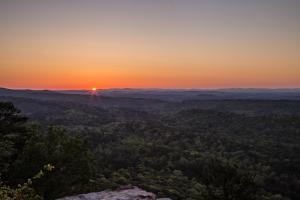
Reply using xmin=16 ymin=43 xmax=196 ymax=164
xmin=0 ymin=0 xmax=299 ymax=89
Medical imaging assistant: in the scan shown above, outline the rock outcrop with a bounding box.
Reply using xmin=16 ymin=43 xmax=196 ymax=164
xmin=56 ymin=187 xmax=171 ymax=200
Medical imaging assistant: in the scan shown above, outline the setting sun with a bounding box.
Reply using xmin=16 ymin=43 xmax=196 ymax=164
xmin=0 ymin=1 xmax=300 ymax=199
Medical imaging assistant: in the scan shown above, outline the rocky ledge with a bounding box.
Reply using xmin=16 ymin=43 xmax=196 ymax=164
xmin=56 ymin=186 xmax=171 ymax=200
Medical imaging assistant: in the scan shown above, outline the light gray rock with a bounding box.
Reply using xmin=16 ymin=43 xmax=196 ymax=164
xmin=56 ymin=187 xmax=157 ymax=200
xmin=157 ymin=199 xmax=172 ymax=200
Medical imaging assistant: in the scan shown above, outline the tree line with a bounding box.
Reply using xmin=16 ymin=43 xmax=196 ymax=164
xmin=1 ymin=101 xmax=299 ymax=200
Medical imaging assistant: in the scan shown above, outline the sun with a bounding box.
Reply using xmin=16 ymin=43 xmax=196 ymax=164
xmin=92 ymin=87 xmax=97 ymax=91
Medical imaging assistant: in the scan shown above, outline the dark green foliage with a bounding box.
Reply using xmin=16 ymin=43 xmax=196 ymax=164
xmin=0 ymin=164 xmax=54 ymax=200
xmin=10 ymin=127 xmax=95 ymax=199
xmin=0 ymin=102 xmax=95 ymax=199
xmin=0 ymin=184 xmax=42 ymax=200
xmin=86 ymin=109 xmax=300 ymax=200
xmin=1 ymin=100 xmax=300 ymax=200
xmin=0 ymin=102 xmax=29 ymax=179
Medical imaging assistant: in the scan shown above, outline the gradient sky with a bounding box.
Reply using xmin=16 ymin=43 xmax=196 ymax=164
xmin=0 ymin=0 xmax=299 ymax=89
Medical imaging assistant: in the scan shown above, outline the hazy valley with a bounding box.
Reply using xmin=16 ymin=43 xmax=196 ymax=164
xmin=1 ymin=88 xmax=300 ymax=199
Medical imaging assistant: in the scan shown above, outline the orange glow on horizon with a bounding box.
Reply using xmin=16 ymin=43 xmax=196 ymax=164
xmin=0 ymin=1 xmax=299 ymax=89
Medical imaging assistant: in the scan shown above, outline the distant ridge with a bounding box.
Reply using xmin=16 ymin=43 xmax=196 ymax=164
xmin=1 ymin=87 xmax=300 ymax=101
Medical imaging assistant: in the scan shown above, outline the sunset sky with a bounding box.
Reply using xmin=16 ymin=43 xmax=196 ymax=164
xmin=0 ymin=0 xmax=299 ymax=89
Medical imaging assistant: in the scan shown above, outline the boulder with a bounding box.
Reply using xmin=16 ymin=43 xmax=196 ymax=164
xmin=56 ymin=187 xmax=157 ymax=200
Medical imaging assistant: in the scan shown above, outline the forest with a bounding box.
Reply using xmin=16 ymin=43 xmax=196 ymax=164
xmin=0 ymin=88 xmax=300 ymax=200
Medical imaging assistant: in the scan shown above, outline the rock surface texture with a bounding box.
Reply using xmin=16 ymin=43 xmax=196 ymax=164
xmin=56 ymin=187 xmax=171 ymax=200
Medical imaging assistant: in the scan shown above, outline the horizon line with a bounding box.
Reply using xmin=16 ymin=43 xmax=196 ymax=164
xmin=1 ymin=86 xmax=300 ymax=91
